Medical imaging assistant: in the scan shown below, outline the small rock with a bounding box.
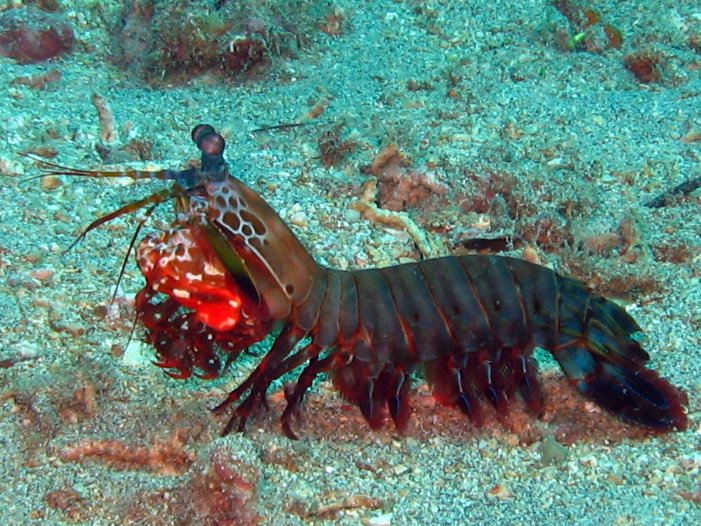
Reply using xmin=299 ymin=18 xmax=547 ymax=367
xmin=41 ymin=175 xmax=62 ymax=190
xmin=30 ymin=268 xmax=54 ymax=281
xmin=344 ymin=208 xmax=361 ymax=221
xmin=12 ymin=341 xmax=40 ymax=359
xmin=121 ymin=340 xmax=151 ymax=367
xmin=487 ymin=484 xmax=513 ymax=500
xmin=539 ymin=434 xmax=569 ymax=465
xmin=678 ymin=453 xmax=701 ymax=471
xmin=289 ymin=211 xmax=308 ymax=228
xmin=580 ymin=454 xmax=598 ymax=468
xmin=392 ymin=464 xmax=411 ymax=476
xmin=0 ymin=156 xmax=24 ymax=176
xmin=366 ymin=513 xmax=393 ymax=526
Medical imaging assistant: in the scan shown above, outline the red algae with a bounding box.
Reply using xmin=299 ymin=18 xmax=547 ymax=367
xmin=0 ymin=7 xmax=74 ymax=63
xmin=625 ymin=51 xmax=663 ymax=83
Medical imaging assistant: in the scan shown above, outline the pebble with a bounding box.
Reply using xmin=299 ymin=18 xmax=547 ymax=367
xmin=487 ymin=484 xmax=513 ymax=499
xmin=0 ymin=156 xmax=24 ymax=176
xmin=121 ymin=340 xmax=151 ymax=367
xmin=30 ymin=268 xmax=54 ymax=281
xmin=678 ymin=453 xmax=701 ymax=471
xmin=345 ymin=208 xmax=361 ymax=221
xmin=41 ymin=175 xmax=62 ymax=190
xmin=12 ymin=341 xmax=40 ymax=359
xmin=392 ymin=464 xmax=411 ymax=476
xmin=366 ymin=513 xmax=393 ymax=526
xmin=538 ymin=434 xmax=569 ymax=465
xmin=289 ymin=211 xmax=308 ymax=228
xmin=580 ymin=454 xmax=598 ymax=468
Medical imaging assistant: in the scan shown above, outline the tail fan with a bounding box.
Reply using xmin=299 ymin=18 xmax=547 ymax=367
xmin=553 ymin=286 xmax=688 ymax=431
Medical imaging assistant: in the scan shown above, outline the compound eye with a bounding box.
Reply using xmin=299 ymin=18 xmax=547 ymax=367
xmin=191 ymin=124 xmax=216 ymax=145
xmin=199 ymin=132 xmax=225 ymax=156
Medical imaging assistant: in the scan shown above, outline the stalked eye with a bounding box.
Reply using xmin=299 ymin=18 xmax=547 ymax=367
xmin=191 ymin=124 xmax=215 ymax=144
xmin=201 ymin=134 xmax=224 ymax=156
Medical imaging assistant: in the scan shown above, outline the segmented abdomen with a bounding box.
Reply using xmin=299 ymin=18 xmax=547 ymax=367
xmin=289 ymin=254 xmax=686 ymax=433
xmin=304 ymin=255 xmax=580 ymax=362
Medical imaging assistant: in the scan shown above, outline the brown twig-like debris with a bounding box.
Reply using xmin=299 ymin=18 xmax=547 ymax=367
xmin=91 ymin=93 xmax=119 ymax=144
xmin=350 ymin=179 xmax=447 ymax=258
xmin=315 ymin=495 xmax=384 ymax=520
xmin=287 ymin=493 xmax=383 ymax=520
xmin=59 ymin=429 xmax=194 ymax=475
xmin=645 ymin=175 xmax=701 ymax=208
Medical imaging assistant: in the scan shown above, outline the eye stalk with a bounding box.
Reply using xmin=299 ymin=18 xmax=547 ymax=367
xmin=192 ymin=124 xmax=228 ymax=177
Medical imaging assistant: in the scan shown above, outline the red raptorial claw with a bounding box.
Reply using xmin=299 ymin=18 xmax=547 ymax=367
xmin=138 ymin=226 xmax=245 ymax=333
